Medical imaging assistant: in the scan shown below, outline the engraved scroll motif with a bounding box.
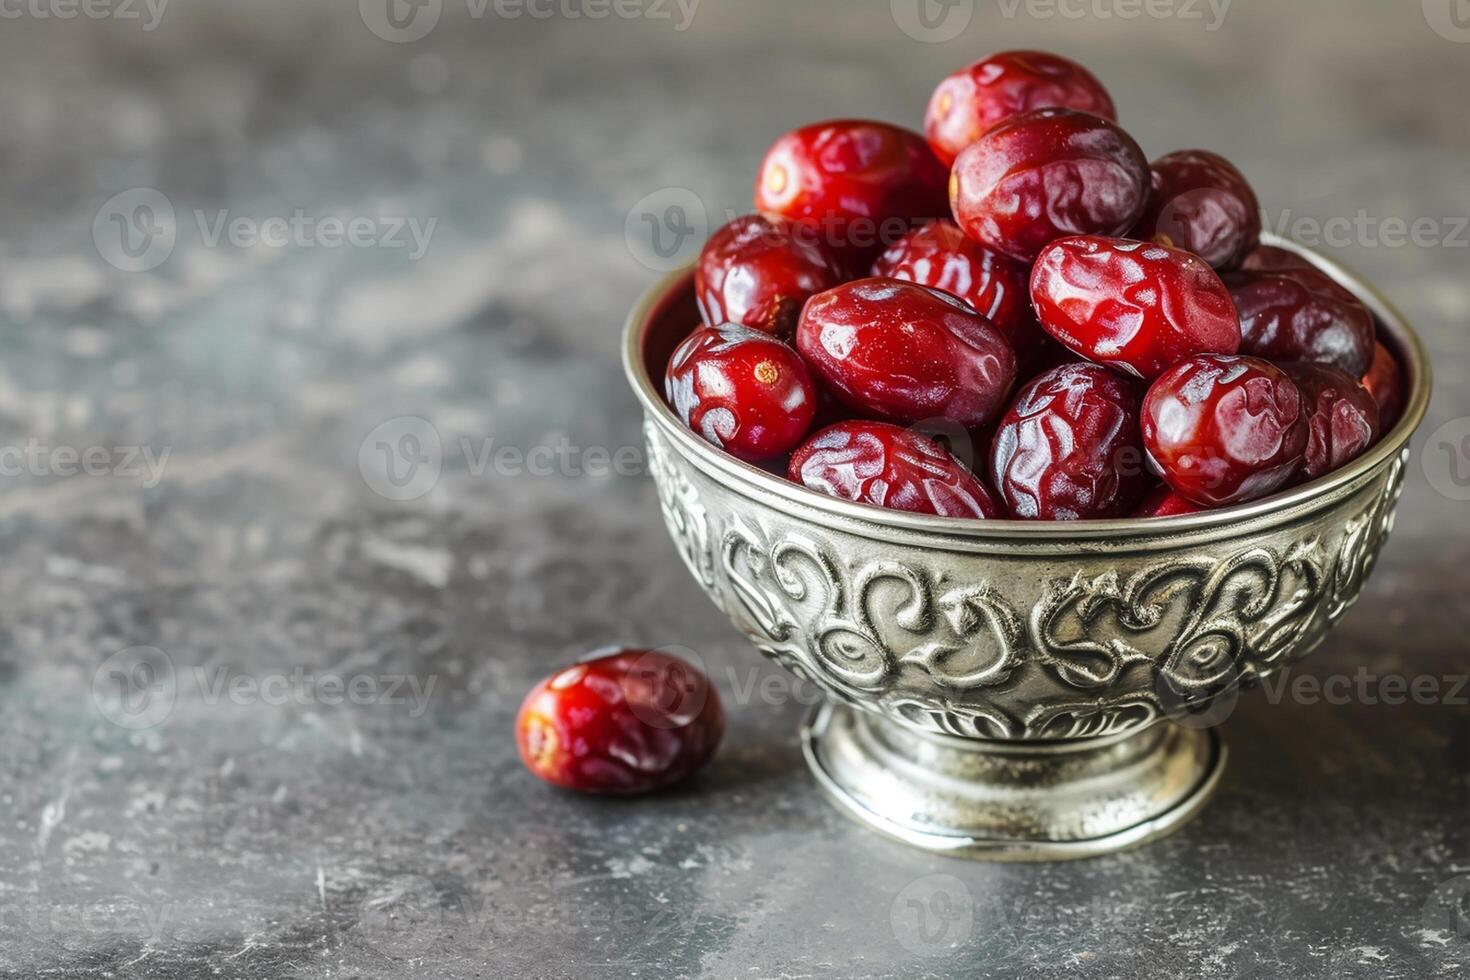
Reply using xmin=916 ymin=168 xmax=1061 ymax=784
xmin=646 ymin=422 xmax=1406 ymax=740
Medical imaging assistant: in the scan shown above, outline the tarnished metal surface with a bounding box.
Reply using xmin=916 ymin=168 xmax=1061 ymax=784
xmin=627 ymin=239 xmax=1428 ymax=854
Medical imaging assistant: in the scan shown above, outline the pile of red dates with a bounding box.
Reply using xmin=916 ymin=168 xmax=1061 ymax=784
xmin=667 ymin=50 xmax=1405 ymax=521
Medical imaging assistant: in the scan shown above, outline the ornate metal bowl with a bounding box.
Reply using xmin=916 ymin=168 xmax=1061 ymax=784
xmin=623 ymin=238 xmax=1430 ymax=860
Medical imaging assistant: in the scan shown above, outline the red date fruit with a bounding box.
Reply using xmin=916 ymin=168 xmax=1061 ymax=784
xmin=1227 ymin=266 xmax=1375 ymax=377
xmin=950 ymin=108 xmax=1149 ymax=263
xmin=1241 ymin=244 xmax=1311 ymax=273
xmin=516 ymin=648 xmax=724 ymax=795
xmin=1141 ymin=354 xmax=1308 ymax=507
xmin=1360 ymin=340 xmax=1406 ymax=432
xmin=1030 ymin=236 xmax=1241 ymax=380
xmin=754 ymin=120 xmax=949 ymax=264
xmin=796 ymin=278 xmax=1017 ymax=429
xmin=788 ymin=420 xmax=1001 ymax=518
xmin=871 ymin=220 xmax=1043 ymax=362
xmin=990 ymin=363 xmax=1148 ymax=520
xmin=1285 ymin=362 xmax=1380 ymax=481
xmin=695 ymin=214 xmax=844 ymax=336
xmin=924 ymin=50 xmax=1116 ymax=167
xmin=666 ymin=323 xmax=818 ymax=461
xmin=1133 ymin=484 xmax=1206 ymax=518
xmin=1132 ymin=150 xmax=1261 ymax=271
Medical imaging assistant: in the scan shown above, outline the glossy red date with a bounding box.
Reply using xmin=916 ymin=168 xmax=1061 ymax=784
xmin=796 ymin=278 xmax=1017 ymax=429
xmin=516 ymin=648 xmax=724 ymax=795
xmin=754 ymin=119 xmax=949 ymax=265
xmin=788 ymin=420 xmax=1001 ymax=518
xmin=1132 ymin=149 xmax=1261 ymax=271
xmin=950 ymin=108 xmax=1150 ymax=263
xmin=1141 ymin=354 xmax=1308 ymax=507
xmin=989 ymin=362 xmax=1149 ymax=520
xmin=666 ymin=323 xmax=818 ymax=461
xmin=1285 ymin=362 xmax=1380 ymax=482
xmin=924 ymin=50 xmax=1116 ymax=167
xmin=1227 ymin=266 xmax=1376 ymax=377
xmin=1030 ymin=236 xmax=1241 ymax=380
xmin=871 ymin=219 xmax=1044 ymax=362
xmin=695 ymin=213 xmax=845 ymax=336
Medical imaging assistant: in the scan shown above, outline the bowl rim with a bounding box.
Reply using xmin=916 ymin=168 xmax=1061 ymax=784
xmin=622 ymin=234 xmax=1432 ymax=542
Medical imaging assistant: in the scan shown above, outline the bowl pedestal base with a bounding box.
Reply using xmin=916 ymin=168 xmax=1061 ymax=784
xmin=801 ymin=701 xmax=1225 ymax=861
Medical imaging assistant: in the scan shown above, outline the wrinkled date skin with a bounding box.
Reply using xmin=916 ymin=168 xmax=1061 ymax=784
xmin=666 ymin=324 xmax=818 ymax=461
xmin=797 ymin=278 xmax=1018 ymax=428
xmin=924 ymin=50 xmax=1116 ymax=167
xmin=695 ymin=214 xmax=845 ymax=336
xmin=789 ymin=420 xmax=1002 ymax=518
xmin=1227 ymin=266 xmax=1376 ymax=377
xmin=1030 ymin=236 xmax=1241 ymax=379
xmin=990 ymin=362 xmax=1149 ymax=519
xmin=1361 ymin=340 xmax=1406 ymax=432
xmin=872 ymin=220 xmax=1044 ymax=362
xmin=516 ymin=648 xmax=724 ymax=795
xmin=754 ymin=119 xmax=949 ymax=266
xmin=1286 ymin=362 xmax=1380 ymax=481
xmin=1132 ymin=149 xmax=1261 ymax=271
xmin=1133 ymin=484 xmax=1205 ymax=518
xmin=950 ymin=108 xmax=1150 ymax=263
xmin=1142 ymin=354 xmax=1308 ymax=507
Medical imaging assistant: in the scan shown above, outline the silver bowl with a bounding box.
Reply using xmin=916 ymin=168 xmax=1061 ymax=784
xmin=622 ymin=237 xmax=1430 ymax=860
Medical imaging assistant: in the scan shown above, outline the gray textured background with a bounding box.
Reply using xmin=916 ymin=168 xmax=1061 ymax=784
xmin=0 ymin=0 xmax=1467 ymax=977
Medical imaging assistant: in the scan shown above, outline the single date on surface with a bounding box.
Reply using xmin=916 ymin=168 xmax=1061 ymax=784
xmin=695 ymin=213 xmax=845 ymax=336
xmin=871 ymin=219 xmax=1044 ymax=362
xmin=1285 ymin=362 xmax=1381 ymax=482
xmin=1131 ymin=149 xmax=1261 ymax=271
xmin=1029 ymin=236 xmax=1241 ymax=380
xmin=788 ymin=420 xmax=1002 ymax=518
xmin=1227 ymin=265 xmax=1376 ymax=377
xmin=1141 ymin=354 xmax=1308 ymax=507
xmin=950 ymin=108 xmax=1150 ymax=263
xmin=924 ymin=50 xmax=1116 ymax=167
xmin=990 ymin=362 xmax=1149 ymax=519
xmin=666 ymin=323 xmax=818 ymax=461
xmin=516 ymin=648 xmax=724 ymax=795
xmin=754 ymin=119 xmax=949 ymax=264
xmin=796 ymin=277 xmax=1018 ymax=429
